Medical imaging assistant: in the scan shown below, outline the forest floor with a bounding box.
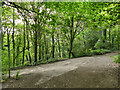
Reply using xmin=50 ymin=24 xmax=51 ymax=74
xmin=2 ymin=52 xmax=119 ymax=88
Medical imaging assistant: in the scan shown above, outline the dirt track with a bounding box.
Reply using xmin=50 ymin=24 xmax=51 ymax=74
xmin=2 ymin=52 xmax=119 ymax=88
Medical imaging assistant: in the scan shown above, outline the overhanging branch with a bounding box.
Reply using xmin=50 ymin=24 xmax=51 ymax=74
xmin=2 ymin=0 xmax=39 ymax=14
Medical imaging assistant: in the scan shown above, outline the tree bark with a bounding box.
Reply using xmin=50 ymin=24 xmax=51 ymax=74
xmin=39 ymin=42 xmax=41 ymax=62
xmin=44 ymin=33 xmax=48 ymax=60
xmin=109 ymin=28 xmax=111 ymax=47
xmin=112 ymin=35 xmax=114 ymax=48
xmin=7 ymin=29 xmax=10 ymax=78
xmin=52 ymin=31 xmax=55 ymax=58
xmin=83 ymin=31 xmax=86 ymax=50
xmin=103 ymin=29 xmax=107 ymax=43
xmin=69 ymin=15 xmax=74 ymax=58
xmin=34 ymin=29 xmax=37 ymax=62
xmin=1 ymin=5 xmax=4 ymax=50
xmin=12 ymin=8 xmax=15 ymax=67
xmin=26 ymin=22 xmax=31 ymax=64
xmin=118 ymin=31 xmax=120 ymax=51
xmin=22 ymin=22 xmax=26 ymax=64
xmin=16 ymin=34 xmax=20 ymax=65
xmin=57 ymin=33 xmax=61 ymax=58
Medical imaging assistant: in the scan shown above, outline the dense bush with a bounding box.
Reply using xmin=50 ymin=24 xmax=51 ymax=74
xmin=114 ymin=54 xmax=120 ymax=63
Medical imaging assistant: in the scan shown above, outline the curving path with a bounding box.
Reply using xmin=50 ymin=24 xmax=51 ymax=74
xmin=2 ymin=52 xmax=119 ymax=88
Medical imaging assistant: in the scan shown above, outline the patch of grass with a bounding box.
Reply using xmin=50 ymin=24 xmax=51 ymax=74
xmin=16 ymin=71 xmax=21 ymax=80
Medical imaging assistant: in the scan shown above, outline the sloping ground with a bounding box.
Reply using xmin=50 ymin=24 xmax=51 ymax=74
xmin=2 ymin=52 xmax=119 ymax=88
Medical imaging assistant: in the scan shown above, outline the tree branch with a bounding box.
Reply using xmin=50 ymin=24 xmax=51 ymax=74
xmin=2 ymin=0 xmax=39 ymax=14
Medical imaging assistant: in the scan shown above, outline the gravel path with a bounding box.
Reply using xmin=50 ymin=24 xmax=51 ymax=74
xmin=2 ymin=52 xmax=119 ymax=88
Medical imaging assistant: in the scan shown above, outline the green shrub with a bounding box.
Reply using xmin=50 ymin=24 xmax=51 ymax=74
xmin=94 ymin=38 xmax=104 ymax=49
xmin=114 ymin=54 xmax=120 ymax=63
xmin=90 ymin=49 xmax=111 ymax=55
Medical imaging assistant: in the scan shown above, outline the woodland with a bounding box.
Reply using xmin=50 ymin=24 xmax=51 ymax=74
xmin=1 ymin=1 xmax=120 ymax=79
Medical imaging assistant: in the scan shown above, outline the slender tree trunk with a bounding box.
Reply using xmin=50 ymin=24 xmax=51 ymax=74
xmin=52 ymin=32 xmax=55 ymax=58
xmin=1 ymin=29 xmax=3 ymax=50
xmin=38 ymin=31 xmax=41 ymax=62
xmin=109 ymin=28 xmax=111 ymax=47
xmin=26 ymin=55 xmax=28 ymax=61
xmin=118 ymin=31 xmax=120 ymax=51
xmin=26 ymin=22 xmax=31 ymax=64
xmin=39 ymin=42 xmax=41 ymax=62
xmin=46 ymin=40 xmax=48 ymax=60
xmin=61 ymin=40 xmax=65 ymax=58
xmin=29 ymin=53 xmax=32 ymax=64
xmin=112 ymin=31 xmax=115 ymax=48
xmin=7 ymin=29 xmax=10 ymax=78
xmin=69 ymin=39 xmax=74 ymax=58
xmin=44 ymin=33 xmax=46 ymax=59
xmin=103 ymin=29 xmax=107 ymax=43
xmin=57 ymin=33 xmax=61 ymax=58
xmin=44 ymin=33 xmax=48 ymax=60
xmin=69 ymin=15 xmax=74 ymax=58
xmin=42 ymin=41 xmax=44 ymax=59
xmin=34 ymin=29 xmax=37 ymax=62
xmin=38 ymin=24 xmax=41 ymax=62
xmin=12 ymin=8 xmax=15 ymax=67
xmin=1 ymin=5 xmax=3 ymax=50
xmin=112 ymin=35 xmax=114 ymax=48
xmin=16 ymin=34 xmax=20 ymax=65
xmin=22 ymin=22 xmax=26 ymax=64
xmin=83 ymin=31 xmax=86 ymax=50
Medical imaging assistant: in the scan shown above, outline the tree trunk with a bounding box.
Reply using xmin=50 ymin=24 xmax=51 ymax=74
xmin=42 ymin=41 xmax=44 ymax=59
xmin=62 ymin=39 xmax=66 ymax=58
xmin=103 ymin=29 xmax=107 ymax=43
xmin=39 ymin=42 xmax=41 ymax=62
xmin=22 ymin=22 xmax=26 ymax=64
xmin=7 ymin=29 xmax=10 ymax=78
xmin=34 ymin=29 xmax=37 ymax=62
xmin=52 ymin=32 xmax=55 ymax=58
xmin=16 ymin=34 xmax=20 ymax=65
xmin=26 ymin=22 xmax=31 ymax=64
xmin=1 ymin=5 xmax=3 ymax=50
xmin=1 ymin=29 xmax=3 ymax=50
xmin=44 ymin=33 xmax=48 ymax=60
xmin=34 ymin=17 xmax=38 ymax=63
xmin=109 ymin=28 xmax=111 ymax=47
xmin=118 ymin=31 xmax=120 ymax=51
xmin=46 ymin=40 xmax=48 ymax=60
xmin=69 ymin=15 xmax=74 ymax=58
xmin=112 ymin=34 xmax=114 ymax=48
xmin=57 ymin=33 xmax=61 ymax=58
xmin=83 ymin=31 xmax=86 ymax=50
xmin=69 ymin=39 xmax=74 ymax=58
xmin=12 ymin=8 xmax=15 ymax=67
xmin=38 ymin=32 xmax=41 ymax=62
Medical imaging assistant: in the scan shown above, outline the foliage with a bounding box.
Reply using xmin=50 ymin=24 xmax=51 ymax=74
xmin=1 ymin=2 xmax=120 ymax=77
xmin=114 ymin=54 xmax=120 ymax=63
xmin=16 ymin=71 xmax=21 ymax=80
xmin=90 ymin=49 xmax=111 ymax=55
xmin=94 ymin=38 xmax=104 ymax=49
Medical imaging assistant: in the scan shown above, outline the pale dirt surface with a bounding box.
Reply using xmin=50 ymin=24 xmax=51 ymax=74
xmin=2 ymin=52 xmax=119 ymax=88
